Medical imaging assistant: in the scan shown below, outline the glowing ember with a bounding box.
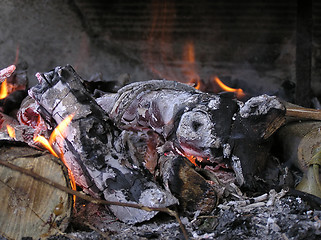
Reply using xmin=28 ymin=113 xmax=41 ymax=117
xmin=213 ymin=76 xmax=245 ymax=99
xmin=6 ymin=125 xmax=15 ymax=138
xmin=0 ymin=65 xmax=16 ymax=82
xmin=0 ymin=79 xmax=8 ymax=99
xmin=185 ymin=155 xmax=198 ymax=166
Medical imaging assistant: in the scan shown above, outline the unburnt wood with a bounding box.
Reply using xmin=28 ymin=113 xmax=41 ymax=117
xmin=0 ymin=145 xmax=72 ymax=239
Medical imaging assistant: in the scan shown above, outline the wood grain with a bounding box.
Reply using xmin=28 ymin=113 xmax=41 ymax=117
xmin=0 ymin=145 xmax=72 ymax=239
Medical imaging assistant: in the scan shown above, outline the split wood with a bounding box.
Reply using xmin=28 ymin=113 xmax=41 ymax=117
xmin=0 ymin=158 xmax=189 ymax=240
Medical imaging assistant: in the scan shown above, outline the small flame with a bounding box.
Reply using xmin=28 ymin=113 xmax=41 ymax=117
xmin=49 ymin=114 xmax=75 ymax=145
xmin=182 ymin=41 xmax=201 ymax=88
xmin=188 ymin=79 xmax=201 ymax=90
xmin=0 ymin=79 xmax=8 ymax=99
xmin=33 ymin=135 xmax=59 ymax=158
xmin=213 ymin=76 xmax=245 ymax=98
xmin=185 ymin=155 xmax=197 ymax=166
xmin=33 ymin=113 xmax=77 ymax=202
xmin=34 ymin=135 xmax=59 ymax=158
xmin=6 ymin=125 xmax=15 ymax=138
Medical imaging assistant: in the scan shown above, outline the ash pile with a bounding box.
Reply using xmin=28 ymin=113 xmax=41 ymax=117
xmin=0 ymin=64 xmax=321 ymax=239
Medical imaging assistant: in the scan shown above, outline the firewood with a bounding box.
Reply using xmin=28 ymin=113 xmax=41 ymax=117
xmin=0 ymin=65 xmax=16 ymax=83
xmin=97 ymin=80 xmax=286 ymax=188
xmin=284 ymin=102 xmax=321 ymax=121
xmin=276 ymin=121 xmax=321 ymax=172
xmin=29 ymin=65 xmax=178 ymax=224
xmin=159 ymin=153 xmax=218 ymax=215
xmin=0 ymin=144 xmax=72 ymax=239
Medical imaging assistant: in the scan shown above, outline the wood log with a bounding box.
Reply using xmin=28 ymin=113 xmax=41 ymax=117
xmin=276 ymin=121 xmax=321 ymax=172
xmin=159 ymin=153 xmax=218 ymax=215
xmin=0 ymin=144 xmax=72 ymax=239
xmin=29 ymin=65 xmax=178 ymax=224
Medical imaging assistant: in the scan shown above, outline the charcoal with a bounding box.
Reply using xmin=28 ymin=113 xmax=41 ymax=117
xmin=229 ymin=95 xmax=286 ymax=188
xmin=96 ymin=80 xmax=238 ymax=163
xmin=159 ymin=153 xmax=217 ymax=215
xmin=0 ymin=90 xmax=28 ymax=115
xmin=0 ymin=111 xmax=37 ymax=146
xmin=97 ymin=80 xmax=285 ymax=188
xmin=28 ymin=65 xmax=178 ymax=224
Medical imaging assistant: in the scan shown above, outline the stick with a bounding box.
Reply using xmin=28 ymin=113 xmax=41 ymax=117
xmin=0 ymin=158 xmax=189 ymax=240
xmin=284 ymin=102 xmax=321 ymax=121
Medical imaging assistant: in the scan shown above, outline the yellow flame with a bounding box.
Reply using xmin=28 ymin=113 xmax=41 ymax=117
xmin=33 ymin=135 xmax=59 ymax=158
xmin=49 ymin=113 xmax=75 ymax=145
xmin=6 ymin=125 xmax=15 ymax=138
xmin=33 ymin=113 xmax=77 ymax=203
xmin=213 ymin=76 xmax=245 ymax=98
xmin=0 ymin=79 xmax=8 ymax=99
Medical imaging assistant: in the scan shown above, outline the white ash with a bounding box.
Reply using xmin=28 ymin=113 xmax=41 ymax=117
xmin=231 ymin=155 xmax=244 ymax=186
xmin=223 ymin=143 xmax=231 ymax=158
xmin=208 ymin=95 xmax=221 ymax=110
xmin=239 ymin=94 xmax=284 ymax=118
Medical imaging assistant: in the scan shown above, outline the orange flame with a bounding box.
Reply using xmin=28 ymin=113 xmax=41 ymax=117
xmin=6 ymin=125 xmax=15 ymax=138
xmin=213 ymin=76 xmax=245 ymax=98
xmin=185 ymin=155 xmax=197 ymax=166
xmin=34 ymin=135 xmax=59 ymax=158
xmin=49 ymin=114 xmax=75 ymax=145
xmin=33 ymin=114 xmax=77 ymax=200
xmin=182 ymin=41 xmax=201 ymax=88
xmin=0 ymin=79 xmax=8 ymax=99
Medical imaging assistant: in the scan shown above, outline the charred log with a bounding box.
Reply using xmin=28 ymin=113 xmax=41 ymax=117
xmin=28 ymin=65 xmax=178 ymax=224
xmin=229 ymin=95 xmax=286 ymax=188
xmin=97 ymin=79 xmax=286 ymax=188
xmin=159 ymin=153 xmax=218 ymax=215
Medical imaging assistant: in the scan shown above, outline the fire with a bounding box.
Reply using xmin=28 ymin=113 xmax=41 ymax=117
xmin=213 ymin=76 xmax=245 ymax=98
xmin=0 ymin=79 xmax=8 ymax=99
xmin=182 ymin=41 xmax=201 ymax=89
xmin=185 ymin=155 xmax=197 ymax=166
xmin=33 ymin=114 xmax=77 ymax=198
xmin=34 ymin=135 xmax=59 ymax=158
xmin=49 ymin=114 xmax=75 ymax=145
xmin=6 ymin=125 xmax=15 ymax=138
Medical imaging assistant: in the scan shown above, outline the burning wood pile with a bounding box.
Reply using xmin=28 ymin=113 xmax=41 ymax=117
xmin=1 ymin=64 xmax=321 ymax=239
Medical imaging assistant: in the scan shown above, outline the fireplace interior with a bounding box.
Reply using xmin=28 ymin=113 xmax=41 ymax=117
xmin=1 ymin=0 xmax=321 ymax=239
xmin=0 ymin=0 xmax=320 ymax=102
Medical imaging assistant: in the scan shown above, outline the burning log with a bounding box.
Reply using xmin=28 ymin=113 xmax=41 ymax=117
xmin=0 ymin=144 xmax=72 ymax=239
xmin=28 ymin=65 xmax=178 ymax=224
xmin=159 ymin=153 xmax=218 ymax=215
xmin=97 ymin=79 xmax=286 ymax=188
xmin=0 ymin=65 xmax=16 ymax=84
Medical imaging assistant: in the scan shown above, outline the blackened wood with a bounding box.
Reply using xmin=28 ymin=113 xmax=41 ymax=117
xmin=0 ymin=90 xmax=27 ymax=115
xmin=159 ymin=153 xmax=217 ymax=215
xmin=97 ymin=80 xmax=238 ymax=163
xmin=98 ymin=80 xmax=286 ymax=188
xmin=0 ymin=145 xmax=72 ymax=239
xmin=29 ymin=65 xmax=178 ymax=224
xmin=296 ymin=0 xmax=312 ymax=107
xmin=229 ymin=95 xmax=286 ymax=188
